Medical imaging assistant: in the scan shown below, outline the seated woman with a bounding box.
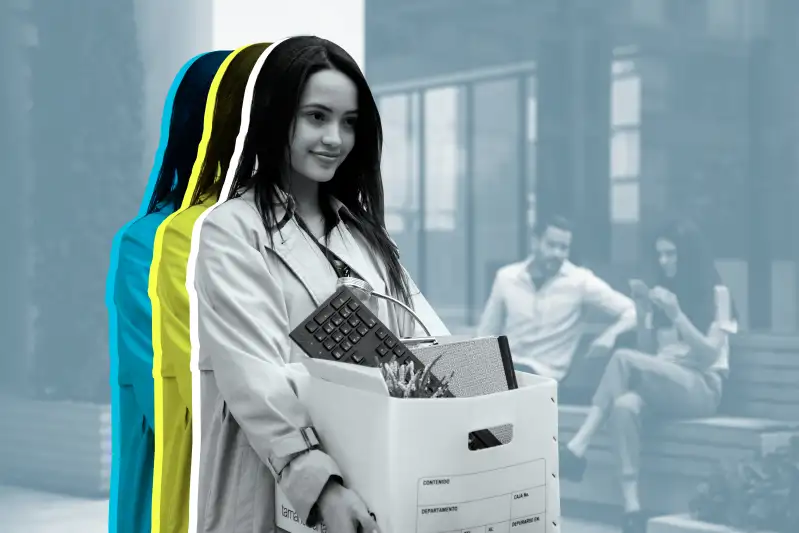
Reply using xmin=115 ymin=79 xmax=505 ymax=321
xmin=558 ymin=219 xmax=737 ymax=533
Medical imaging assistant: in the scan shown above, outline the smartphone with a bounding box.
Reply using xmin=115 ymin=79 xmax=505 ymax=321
xmin=629 ymin=279 xmax=650 ymax=299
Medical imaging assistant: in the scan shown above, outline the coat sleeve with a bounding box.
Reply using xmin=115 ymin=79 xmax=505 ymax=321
xmin=155 ymin=220 xmax=194 ymax=413
xmin=193 ymin=208 xmax=342 ymax=524
xmin=114 ymin=230 xmax=157 ymax=430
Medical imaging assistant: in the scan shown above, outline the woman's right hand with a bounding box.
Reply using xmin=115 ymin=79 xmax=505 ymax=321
xmin=649 ymin=286 xmax=682 ymax=321
xmin=317 ymin=479 xmax=380 ymax=533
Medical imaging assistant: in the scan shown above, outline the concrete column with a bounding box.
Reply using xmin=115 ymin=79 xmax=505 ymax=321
xmin=535 ymin=3 xmax=612 ymax=264
xmin=0 ymin=1 xmax=35 ymax=394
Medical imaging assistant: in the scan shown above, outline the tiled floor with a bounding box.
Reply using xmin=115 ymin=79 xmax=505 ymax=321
xmin=0 ymin=485 xmax=621 ymax=532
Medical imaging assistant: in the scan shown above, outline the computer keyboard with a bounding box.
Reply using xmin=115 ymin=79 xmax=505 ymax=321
xmin=290 ymin=286 xmax=428 ymax=381
xmin=289 ymin=286 xmax=502 ymax=449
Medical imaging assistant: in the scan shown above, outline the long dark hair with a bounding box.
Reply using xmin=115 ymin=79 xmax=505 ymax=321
xmin=189 ymin=42 xmax=271 ymax=206
xmin=227 ymin=36 xmax=412 ymax=305
xmin=146 ymin=50 xmax=231 ymax=214
xmin=649 ymin=219 xmax=732 ymax=332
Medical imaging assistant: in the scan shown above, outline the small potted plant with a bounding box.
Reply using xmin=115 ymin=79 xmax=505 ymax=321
xmin=376 ymin=353 xmax=454 ymax=399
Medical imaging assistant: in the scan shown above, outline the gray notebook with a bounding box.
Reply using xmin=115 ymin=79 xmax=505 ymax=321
xmin=410 ymin=335 xmax=518 ymax=445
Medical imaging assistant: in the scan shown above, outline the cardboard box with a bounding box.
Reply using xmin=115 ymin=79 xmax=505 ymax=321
xmin=277 ymin=363 xmax=561 ymax=533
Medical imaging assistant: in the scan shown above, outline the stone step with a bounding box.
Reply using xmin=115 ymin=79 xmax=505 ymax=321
xmin=647 ymin=513 xmax=774 ymax=533
xmin=0 ymin=395 xmax=110 ymax=498
xmin=558 ymin=405 xmax=798 ymax=516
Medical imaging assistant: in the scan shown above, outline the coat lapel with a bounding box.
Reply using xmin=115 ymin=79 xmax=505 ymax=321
xmin=269 ymin=217 xmax=329 ymax=307
xmin=257 ymin=190 xmax=390 ymax=305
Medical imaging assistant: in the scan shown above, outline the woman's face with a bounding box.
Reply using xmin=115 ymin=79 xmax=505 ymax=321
xmin=656 ymin=238 xmax=678 ymax=278
xmin=288 ymin=68 xmax=358 ymax=184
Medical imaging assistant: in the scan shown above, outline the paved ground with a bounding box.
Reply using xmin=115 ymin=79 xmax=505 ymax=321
xmin=0 ymin=485 xmax=621 ymax=533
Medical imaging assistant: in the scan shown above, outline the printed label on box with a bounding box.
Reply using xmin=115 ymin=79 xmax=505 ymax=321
xmin=276 ymin=459 xmax=548 ymax=533
xmin=416 ymin=459 xmax=547 ymax=533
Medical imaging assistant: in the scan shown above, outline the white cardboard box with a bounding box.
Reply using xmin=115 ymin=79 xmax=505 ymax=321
xmin=277 ymin=363 xmax=561 ymax=533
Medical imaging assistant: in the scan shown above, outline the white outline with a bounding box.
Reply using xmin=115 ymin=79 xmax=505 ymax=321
xmin=185 ymin=37 xmax=292 ymax=533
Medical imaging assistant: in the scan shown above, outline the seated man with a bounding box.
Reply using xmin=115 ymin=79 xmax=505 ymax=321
xmin=477 ymin=215 xmax=636 ymax=382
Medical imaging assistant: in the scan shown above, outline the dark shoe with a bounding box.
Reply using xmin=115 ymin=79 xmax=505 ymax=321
xmin=558 ymin=443 xmax=587 ymax=482
xmin=621 ymin=511 xmax=647 ymax=533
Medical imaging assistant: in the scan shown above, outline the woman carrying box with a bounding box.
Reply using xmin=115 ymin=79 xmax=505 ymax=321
xmin=190 ymin=36 xmax=449 ymax=533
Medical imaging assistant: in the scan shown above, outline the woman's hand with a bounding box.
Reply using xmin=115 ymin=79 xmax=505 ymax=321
xmin=649 ymin=286 xmax=682 ymax=321
xmin=317 ymin=480 xmax=379 ymax=533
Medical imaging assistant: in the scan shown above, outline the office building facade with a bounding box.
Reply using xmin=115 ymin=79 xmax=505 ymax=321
xmin=366 ymin=0 xmax=799 ymax=333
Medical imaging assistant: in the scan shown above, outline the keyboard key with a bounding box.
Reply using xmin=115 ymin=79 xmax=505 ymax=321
xmin=291 ymin=287 xmax=419 ymax=379
xmin=331 ymin=295 xmax=348 ymax=309
xmin=357 ymin=310 xmax=377 ymax=328
xmin=314 ymin=308 xmax=334 ymax=324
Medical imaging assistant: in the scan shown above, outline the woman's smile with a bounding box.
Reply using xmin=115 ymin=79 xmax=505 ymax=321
xmin=311 ymin=151 xmax=340 ymax=165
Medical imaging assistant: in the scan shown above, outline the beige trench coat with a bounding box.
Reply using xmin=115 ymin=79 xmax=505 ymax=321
xmin=193 ymin=189 xmax=449 ymax=533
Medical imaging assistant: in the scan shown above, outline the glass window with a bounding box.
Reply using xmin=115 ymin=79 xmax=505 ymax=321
xmin=473 ymin=78 xmax=522 ymax=308
xmin=420 ymin=86 xmax=468 ymax=324
xmin=375 ymin=69 xmax=536 ymax=327
xmin=611 ymin=76 xmax=641 ymax=128
xmin=423 ymin=87 xmax=460 ymax=232
xmin=379 ymin=93 xmax=421 ymax=278
xmin=610 ymin=130 xmax=640 ymax=179
xmin=610 ymin=55 xmax=642 ymax=263
xmin=610 ymin=181 xmax=640 ymax=223
xmin=526 ymin=75 xmax=538 ymax=235
xmin=527 ymin=77 xmax=537 ymax=145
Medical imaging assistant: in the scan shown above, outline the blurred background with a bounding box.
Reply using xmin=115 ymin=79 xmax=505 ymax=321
xmin=1 ymin=0 xmax=798 ymax=531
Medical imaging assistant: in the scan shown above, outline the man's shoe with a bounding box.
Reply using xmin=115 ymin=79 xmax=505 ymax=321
xmin=558 ymin=443 xmax=587 ymax=482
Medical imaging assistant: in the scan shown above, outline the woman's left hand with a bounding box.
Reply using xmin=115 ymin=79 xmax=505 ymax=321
xmin=649 ymin=286 xmax=682 ymax=321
